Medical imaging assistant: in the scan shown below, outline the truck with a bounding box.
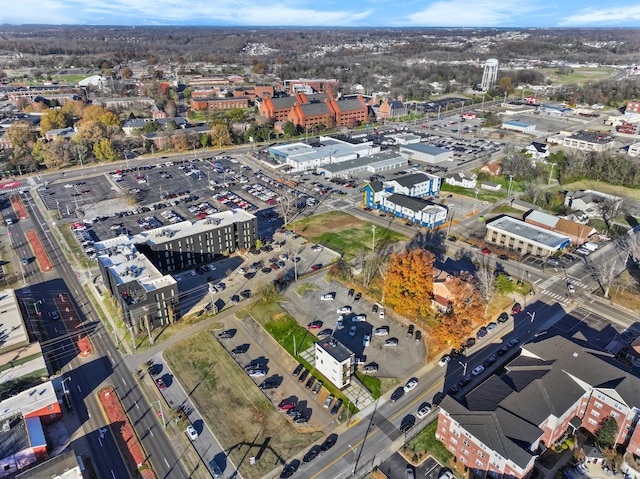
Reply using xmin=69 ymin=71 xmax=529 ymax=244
xmin=583 ymin=242 xmax=599 ymax=252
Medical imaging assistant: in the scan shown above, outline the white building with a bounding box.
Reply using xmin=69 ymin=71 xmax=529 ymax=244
xmin=314 ymin=338 xmax=354 ymax=389
xmin=564 ymin=190 xmax=623 ymax=218
xmin=501 ymin=121 xmax=536 ymax=134
xmin=562 ymin=131 xmax=616 ymax=152
xmin=628 ymin=143 xmax=640 ymax=157
xmin=445 ymin=172 xmax=477 ymax=189
xmin=485 ymin=215 xmax=571 ymax=257
xmin=383 ymin=172 xmax=441 ymax=198
xmin=398 ymin=144 xmax=452 ymax=164
xmin=526 ymin=141 xmax=550 ymax=161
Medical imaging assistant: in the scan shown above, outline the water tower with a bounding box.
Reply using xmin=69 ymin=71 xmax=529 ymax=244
xmin=481 ymin=58 xmax=499 ymax=92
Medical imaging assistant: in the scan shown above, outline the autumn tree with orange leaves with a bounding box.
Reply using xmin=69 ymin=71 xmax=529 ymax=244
xmin=384 ymin=248 xmax=436 ymax=319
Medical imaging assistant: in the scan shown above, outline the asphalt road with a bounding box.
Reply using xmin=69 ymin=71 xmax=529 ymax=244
xmin=13 ymin=191 xmax=189 ymax=479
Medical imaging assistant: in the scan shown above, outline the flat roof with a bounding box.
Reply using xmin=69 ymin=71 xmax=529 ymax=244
xmin=399 ymin=143 xmax=450 ymax=155
xmin=0 ymin=381 xmax=57 ymax=423
xmin=503 ymin=120 xmax=532 ymax=127
xmin=316 ymin=337 xmax=353 ymax=363
xmin=487 ymin=216 xmax=570 ymax=250
xmin=0 ymin=416 xmax=31 ymax=461
xmin=0 ymin=289 xmax=29 ymax=352
xmin=96 ymin=210 xmax=254 ymax=292
xmin=318 ymin=151 xmax=405 ymax=173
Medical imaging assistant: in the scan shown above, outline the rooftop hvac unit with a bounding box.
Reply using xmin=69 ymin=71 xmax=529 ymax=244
xmin=2 ymin=420 xmax=10 ymax=432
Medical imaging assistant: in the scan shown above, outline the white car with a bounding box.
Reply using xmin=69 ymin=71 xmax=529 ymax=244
xmin=374 ymin=326 xmax=389 ymax=336
xmin=321 ymin=293 xmax=335 ymax=301
xmin=349 ymin=325 xmax=357 ymax=337
xmin=237 ymin=267 xmax=246 ymax=275
xmin=416 ymin=403 xmax=431 ymax=420
xmin=248 ymin=369 xmax=267 ymax=378
xmin=311 ymin=245 xmax=323 ymax=252
xmin=352 ymin=314 xmax=366 ymax=322
xmin=363 ymin=334 xmax=371 ymax=347
xmin=403 ymin=378 xmax=418 ymax=393
xmin=64 ymin=184 xmax=74 ymax=188
xmin=186 ymin=425 xmax=198 ymax=440
xmin=379 ymin=309 xmax=385 ymax=319
xmin=438 ymin=355 xmax=451 ymax=367
xmin=567 ymin=283 xmax=576 ymax=293
xmin=337 ymin=306 xmax=352 ymax=315
xmin=472 ymin=365 xmax=485 ymax=376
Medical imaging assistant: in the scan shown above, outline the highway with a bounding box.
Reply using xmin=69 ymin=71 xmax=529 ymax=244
xmin=10 ymin=190 xmax=188 ymax=479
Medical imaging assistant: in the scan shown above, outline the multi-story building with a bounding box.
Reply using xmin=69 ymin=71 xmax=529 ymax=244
xmin=95 ymin=210 xmax=258 ymax=328
xmin=285 ymin=78 xmax=340 ymax=95
xmin=314 ymin=337 xmax=354 ymax=389
xmin=485 ymin=215 xmax=570 ymax=257
xmin=190 ymin=96 xmax=250 ymax=111
xmin=326 ymin=95 xmax=369 ymax=128
xmin=382 ymin=172 xmax=441 ymax=198
xmin=625 ymin=100 xmax=640 ymax=114
xmin=437 ymin=335 xmax=640 ymax=479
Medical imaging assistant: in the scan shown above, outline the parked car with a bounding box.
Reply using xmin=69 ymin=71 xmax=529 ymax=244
xmin=321 ymin=293 xmax=335 ymax=301
xmin=379 ymin=308 xmax=386 ymax=319
xmin=310 ymin=263 xmax=323 ymax=271
xmin=416 ymin=403 xmax=431 ymax=419
xmin=498 ymin=312 xmax=509 ymax=323
xmin=507 ymin=337 xmax=520 ymax=348
xmin=415 ymin=330 xmax=422 ymax=342
xmin=403 ymin=378 xmax=418 ymax=393
xmin=308 ymin=320 xmax=323 ymax=329
xmin=354 ymin=292 xmax=362 ymax=301
xmin=155 ymin=378 xmax=167 ymax=390
xmin=352 ymin=314 xmax=366 ymax=322
xmin=337 ymin=306 xmax=352 ymax=315
xmin=348 ymin=288 xmax=355 ymax=298
xmin=303 ymin=446 xmax=321 ymax=464
xmin=511 ymin=303 xmax=522 ymax=315
xmin=323 ymin=394 xmax=335 ymax=409
xmin=292 ymin=364 xmax=304 ymax=377
xmin=218 ymin=329 xmax=235 ymax=339
xmin=374 ymin=326 xmax=389 ymax=336
xmin=400 ymin=416 xmax=416 ymax=433
xmin=317 ymin=328 xmax=332 ymax=339
xmin=249 ymin=369 xmax=267 ymax=378
xmin=363 ymin=334 xmax=371 ymax=347
xmin=363 ymin=362 xmax=379 ymax=373
xmin=320 ymin=434 xmax=338 ymax=452
xmin=483 ymin=355 xmax=497 ymax=367
xmin=486 ymin=322 xmax=497 ymax=332
xmin=231 ymin=344 xmax=249 ymax=355
xmin=278 ymin=399 xmax=296 ymax=411
xmin=472 ymin=365 xmax=485 ymax=376
xmin=330 ymin=398 xmax=343 ymax=415
xmin=476 ymin=327 xmax=488 ymax=339
xmin=390 ymin=387 xmax=405 ymax=403
xmin=186 ymin=425 xmax=198 ymax=440
xmin=349 ymin=325 xmax=357 ymax=337
xmin=438 ymin=355 xmax=451 ymax=367
xmin=407 ymin=324 xmax=415 ymax=338
xmin=298 ymin=369 xmax=309 ymax=382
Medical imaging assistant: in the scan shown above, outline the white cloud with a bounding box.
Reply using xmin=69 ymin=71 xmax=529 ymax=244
xmin=405 ymin=0 xmax=540 ymax=26
xmin=3 ymin=0 xmax=81 ymax=24
xmin=559 ymin=5 xmax=640 ymax=25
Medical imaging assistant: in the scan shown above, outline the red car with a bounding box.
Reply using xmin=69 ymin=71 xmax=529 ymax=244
xmin=311 ymin=264 xmax=322 ymax=271
xmin=308 ymin=320 xmax=323 ymax=330
xmin=481 ymin=248 xmax=491 ymax=255
xmin=511 ymin=303 xmax=522 ymax=315
xmin=277 ymin=399 xmax=296 ymax=411
xmin=155 ymin=378 xmax=167 ymax=391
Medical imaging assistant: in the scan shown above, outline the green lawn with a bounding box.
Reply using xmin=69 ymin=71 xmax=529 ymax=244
xmin=538 ymin=67 xmax=619 ymax=86
xmin=165 ymin=330 xmax=321 ymax=479
xmin=291 ymin=211 xmax=408 ymax=260
xmin=406 ymin=420 xmax=455 ymax=468
xmin=440 ymin=183 xmax=507 ymax=203
xmin=354 ymin=372 xmax=382 ymax=399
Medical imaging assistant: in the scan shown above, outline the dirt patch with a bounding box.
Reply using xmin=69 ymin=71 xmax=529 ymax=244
xmin=10 ymin=194 xmax=28 ymax=220
xmin=296 ymin=211 xmax=363 ymax=237
xmin=25 ymin=230 xmax=52 ymax=271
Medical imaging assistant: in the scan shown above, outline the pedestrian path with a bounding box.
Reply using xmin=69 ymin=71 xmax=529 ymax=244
xmin=538 ymin=276 xmax=560 ymax=290
xmin=540 ymin=289 xmax=571 ymax=304
xmin=298 ymin=345 xmax=375 ymax=410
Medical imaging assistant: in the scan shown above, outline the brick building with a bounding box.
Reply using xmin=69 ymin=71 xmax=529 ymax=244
xmin=285 ymin=78 xmax=339 ymax=95
xmin=437 ymin=335 xmax=640 ymax=479
xmin=190 ymin=96 xmax=249 ymax=111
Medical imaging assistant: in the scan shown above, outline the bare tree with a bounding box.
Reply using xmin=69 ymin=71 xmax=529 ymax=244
xmin=359 ymin=250 xmax=389 ymax=289
xmin=275 ymin=192 xmax=300 ymax=227
xmin=475 ymin=258 xmax=495 ymax=314
xmin=599 ymin=198 xmax=623 ymax=232
xmin=587 ymin=256 xmax=619 ymax=298
xmin=523 ymin=178 xmax=544 ymax=204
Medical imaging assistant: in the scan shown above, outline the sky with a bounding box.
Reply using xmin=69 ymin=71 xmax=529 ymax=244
xmin=3 ymin=0 xmax=640 ymax=27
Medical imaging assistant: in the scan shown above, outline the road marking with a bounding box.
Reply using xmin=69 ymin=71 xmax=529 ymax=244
xmin=149 ymin=427 xmax=154 ymax=437
xmin=111 ymin=470 xmax=116 ymax=479
xmin=107 ymin=350 xmax=112 ymax=357
xmin=77 ymin=384 xmax=82 ymax=392
xmin=164 ymin=458 xmax=170 ymax=468
xmin=122 ymin=377 xmax=127 ymax=386
xmin=534 ymin=278 xmax=541 ymax=284
xmin=98 ymin=437 xmax=103 ymax=447
xmin=135 ymin=400 xmax=140 ymax=410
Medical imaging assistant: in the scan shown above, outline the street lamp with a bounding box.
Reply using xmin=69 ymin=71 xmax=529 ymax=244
xmin=61 ymin=377 xmax=72 ymax=395
xmin=152 ymin=400 xmax=167 ymax=428
xmin=472 ymin=189 xmax=479 ymax=215
xmin=371 ymin=224 xmax=376 ymax=251
xmin=34 ymin=299 xmax=43 ymax=317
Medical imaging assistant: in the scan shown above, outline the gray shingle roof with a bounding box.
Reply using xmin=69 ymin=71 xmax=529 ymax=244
xmin=300 ymin=102 xmax=332 ymax=116
xmin=389 ymin=172 xmax=435 ymax=188
xmin=335 ymin=98 xmax=365 ymax=112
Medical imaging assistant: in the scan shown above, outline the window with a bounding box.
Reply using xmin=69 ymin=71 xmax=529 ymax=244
xmin=610 ymin=411 xmax=620 ymax=419
xmin=476 ymin=460 xmax=484 ymax=467
xmin=594 ymin=401 xmax=603 ymax=409
xmin=463 ymin=439 xmax=471 ymax=447
xmin=461 ymin=448 xmax=469 ymax=456
xmin=588 ymin=418 xmax=598 ymax=426
xmin=591 ymin=410 xmax=600 ymax=418
xmin=478 ymin=451 xmax=486 ymax=459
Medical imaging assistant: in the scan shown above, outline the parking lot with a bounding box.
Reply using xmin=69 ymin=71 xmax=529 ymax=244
xmin=381 ymin=452 xmax=446 ymax=479
xmin=280 ymin=276 xmax=427 ymax=378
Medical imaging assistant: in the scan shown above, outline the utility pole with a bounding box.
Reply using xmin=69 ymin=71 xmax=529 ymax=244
xmin=371 ymin=224 xmax=376 ymax=251
xmin=446 ymin=206 xmax=455 ymax=237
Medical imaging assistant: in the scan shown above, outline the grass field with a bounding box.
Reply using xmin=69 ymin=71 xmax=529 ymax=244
xmin=165 ymin=330 xmax=321 ymax=479
xmin=291 ymin=211 xmax=409 ymax=260
xmin=406 ymin=420 xmax=455 ymax=468
xmin=553 ymin=180 xmax=640 ymax=202
xmin=440 ymin=183 xmax=507 ymax=203
xmin=539 ymin=67 xmax=619 ymax=86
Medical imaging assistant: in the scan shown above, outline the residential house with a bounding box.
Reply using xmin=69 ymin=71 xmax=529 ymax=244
xmin=383 ymin=172 xmax=441 ymax=198
xmin=526 ymin=141 xmax=550 ymax=161
xmin=564 ymin=190 xmax=623 ymax=219
xmin=478 ymin=162 xmax=502 ymax=176
xmin=432 ymin=270 xmax=454 ymax=312
xmin=481 ymin=182 xmax=501 ymax=191
xmin=314 ymin=337 xmax=354 ymax=389
xmin=437 ymin=335 xmax=640 ymax=479
xmin=152 ymin=104 xmax=167 ymax=119
xmin=44 ymin=127 xmax=76 ymax=141
xmin=445 ymin=172 xmax=477 ymax=189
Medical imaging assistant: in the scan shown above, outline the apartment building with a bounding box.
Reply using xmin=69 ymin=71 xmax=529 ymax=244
xmin=437 ymin=335 xmax=640 ymax=479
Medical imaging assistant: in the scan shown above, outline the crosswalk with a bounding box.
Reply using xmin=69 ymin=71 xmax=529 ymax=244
xmin=538 ymin=275 xmax=591 ymax=305
xmin=541 ymin=289 xmax=571 ymax=304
